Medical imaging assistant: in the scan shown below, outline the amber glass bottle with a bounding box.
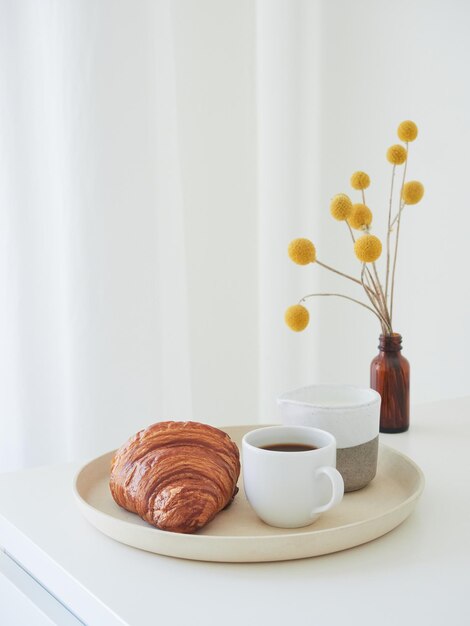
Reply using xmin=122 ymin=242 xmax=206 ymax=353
xmin=370 ymin=333 xmax=410 ymax=433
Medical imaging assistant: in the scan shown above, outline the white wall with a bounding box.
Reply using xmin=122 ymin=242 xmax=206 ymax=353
xmin=261 ymin=0 xmax=470 ymax=419
xmin=317 ymin=0 xmax=470 ymax=405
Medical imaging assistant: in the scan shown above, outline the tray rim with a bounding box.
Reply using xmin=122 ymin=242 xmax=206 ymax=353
xmin=73 ymin=425 xmax=425 ymax=559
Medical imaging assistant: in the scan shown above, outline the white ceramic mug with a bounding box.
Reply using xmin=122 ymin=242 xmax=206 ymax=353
xmin=242 ymin=425 xmax=344 ymax=528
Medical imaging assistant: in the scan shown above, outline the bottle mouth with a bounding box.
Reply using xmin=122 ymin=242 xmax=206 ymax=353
xmin=378 ymin=333 xmax=402 ymax=351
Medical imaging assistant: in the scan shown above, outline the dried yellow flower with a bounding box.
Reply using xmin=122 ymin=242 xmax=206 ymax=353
xmin=397 ymin=121 xmax=418 ymax=142
xmin=330 ymin=193 xmax=353 ymax=221
xmin=288 ymin=238 xmax=316 ymax=265
xmin=348 ymin=204 xmax=373 ymax=230
xmin=386 ymin=144 xmax=407 ymax=165
xmin=354 ymin=234 xmax=382 ymax=263
xmin=402 ymin=181 xmax=424 ymax=205
xmin=285 ymin=304 xmax=309 ymax=332
xmin=350 ymin=171 xmax=370 ymax=190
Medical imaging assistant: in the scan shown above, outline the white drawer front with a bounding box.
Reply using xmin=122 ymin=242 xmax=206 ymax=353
xmin=0 ymin=551 xmax=83 ymax=626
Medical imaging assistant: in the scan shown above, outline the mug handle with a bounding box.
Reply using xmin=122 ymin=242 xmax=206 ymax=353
xmin=311 ymin=466 xmax=344 ymax=515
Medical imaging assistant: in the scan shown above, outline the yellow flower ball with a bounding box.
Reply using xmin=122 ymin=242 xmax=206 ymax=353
xmin=285 ymin=304 xmax=309 ymax=332
xmin=397 ymin=120 xmax=418 ymax=142
xmin=386 ymin=144 xmax=407 ymax=165
xmin=350 ymin=171 xmax=370 ymax=190
xmin=330 ymin=193 xmax=353 ymax=221
xmin=402 ymin=180 xmax=424 ymax=205
xmin=354 ymin=234 xmax=382 ymax=263
xmin=288 ymin=238 xmax=316 ymax=265
xmin=348 ymin=204 xmax=373 ymax=230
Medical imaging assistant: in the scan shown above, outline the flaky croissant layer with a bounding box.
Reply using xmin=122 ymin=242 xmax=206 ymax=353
xmin=109 ymin=421 xmax=240 ymax=533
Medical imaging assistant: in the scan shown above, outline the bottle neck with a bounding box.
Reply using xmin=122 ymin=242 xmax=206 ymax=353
xmin=378 ymin=333 xmax=402 ymax=352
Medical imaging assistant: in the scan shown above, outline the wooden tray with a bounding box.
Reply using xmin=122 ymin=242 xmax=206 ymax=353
xmin=73 ymin=425 xmax=424 ymax=562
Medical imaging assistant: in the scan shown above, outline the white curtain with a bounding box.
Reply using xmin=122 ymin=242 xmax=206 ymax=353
xmin=0 ymin=0 xmax=259 ymax=472
xmin=0 ymin=0 xmax=198 ymax=471
xmin=2 ymin=0 xmax=470 ymax=472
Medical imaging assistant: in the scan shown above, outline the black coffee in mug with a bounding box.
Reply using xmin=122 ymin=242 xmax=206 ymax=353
xmin=259 ymin=443 xmax=318 ymax=452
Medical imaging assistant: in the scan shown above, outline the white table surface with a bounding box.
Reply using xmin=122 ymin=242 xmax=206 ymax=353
xmin=1 ymin=396 xmax=469 ymax=626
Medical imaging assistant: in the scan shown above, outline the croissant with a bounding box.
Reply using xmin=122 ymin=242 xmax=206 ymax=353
xmin=109 ymin=421 xmax=240 ymax=534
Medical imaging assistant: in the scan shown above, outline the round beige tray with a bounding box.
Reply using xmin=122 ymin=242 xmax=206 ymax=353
xmin=73 ymin=425 xmax=424 ymax=563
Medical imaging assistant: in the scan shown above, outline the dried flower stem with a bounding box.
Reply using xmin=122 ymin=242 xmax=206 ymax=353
xmin=345 ymin=223 xmax=385 ymax=318
xmin=317 ymin=257 xmax=388 ymax=330
xmin=346 ymin=223 xmax=373 ymax=292
xmin=390 ymin=142 xmax=409 ymax=322
xmin=354 ymin=195 xmax=390 ymax=328
xmin=385 ymin=164 xmax=396 ymax=305
xmin=299 ymin=292 xmax=384 ymax=324
xmin=364 ymin=272 xmax=384 ymax=317
xmin=316 ymin=259 xmax=370 ymax=291
xmin=389 ymin=205 xmax=405 ymax=230
xmin=371 ymin=261 xmax=391 ymax=327
xmin=346 ymin=221 xmax=356 ymax=243
xmin=361 ymin=265 xmax=391 ymax=334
